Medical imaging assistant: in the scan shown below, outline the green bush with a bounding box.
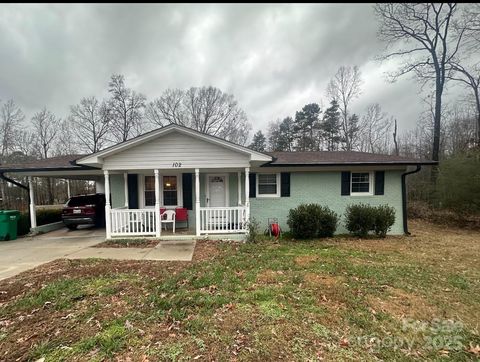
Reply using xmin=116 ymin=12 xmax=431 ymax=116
xmin=345 ymin=204 xmax=396 ymax=238
xmin=287 ymin=203 xmax=338 ymax=239
xmin=16 ymin=209 xmax=63 ymax=236
xmin=373 ymin=205 xmax=396 ymax=237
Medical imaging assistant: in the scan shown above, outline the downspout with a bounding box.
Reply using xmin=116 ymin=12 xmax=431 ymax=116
xmin=401 ymin=165 xmax=421 ymax=235
xmin=0 ymin=172 xmax=29 ymax=192
xmin=0 ymin=172 xmax=31 ymax=228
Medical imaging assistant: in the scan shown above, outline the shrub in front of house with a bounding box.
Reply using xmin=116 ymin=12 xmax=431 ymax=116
xmin=345 ymin=204 xmax=395 ymax=238
xmin=373 ymin=205 xmax=396 ymax=237
xmin=287 ymin=203 xmax=338 ymax=239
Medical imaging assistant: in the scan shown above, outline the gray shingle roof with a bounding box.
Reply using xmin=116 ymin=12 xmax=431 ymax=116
xmin=264 ymin=151 xmax=436 ymax=166
xmin=0 ymin=154 xmax=88 ymax=171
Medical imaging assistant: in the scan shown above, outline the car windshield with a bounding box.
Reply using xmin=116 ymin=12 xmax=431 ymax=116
xmin=67 ymin=195 xmax=102 ymax=207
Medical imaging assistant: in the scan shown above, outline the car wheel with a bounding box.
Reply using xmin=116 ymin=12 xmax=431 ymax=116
xmin=67 ymin=224 xmax=78 ymax=230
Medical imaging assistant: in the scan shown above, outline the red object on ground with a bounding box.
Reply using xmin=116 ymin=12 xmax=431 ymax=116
xmin=270 ymin=223 xmax=280 ymax=238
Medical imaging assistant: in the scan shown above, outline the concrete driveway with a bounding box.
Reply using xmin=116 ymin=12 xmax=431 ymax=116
xmin=0 ymin=226 xmax=197 ymax=281
xmin=0 ymin=226 xmax=105 ymax=280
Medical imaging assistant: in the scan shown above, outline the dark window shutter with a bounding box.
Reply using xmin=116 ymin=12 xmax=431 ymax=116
xmin=374 ymin=171 xmax=385 ymax=195
xmin=182 ymin=173 xmax=193 ymax=210
xmin=127 ymin=174 xmax=139 ymax=209
xmin=280 ymin=172 xmax=290 ymax=197
xmin=341 ymin=171 xmax=351 ymax=196
xmin=249 ymin=173 xmax=256 ymax=198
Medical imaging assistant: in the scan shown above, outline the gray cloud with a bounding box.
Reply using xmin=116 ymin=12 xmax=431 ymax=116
xmin=0 ymin=4 xmax=464 ymax=138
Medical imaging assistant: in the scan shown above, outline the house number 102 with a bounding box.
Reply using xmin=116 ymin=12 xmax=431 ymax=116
xmin=172 ymin=162 xmax=182 ymax=167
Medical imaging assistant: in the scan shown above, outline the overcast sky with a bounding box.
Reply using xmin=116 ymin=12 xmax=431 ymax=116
xmin=0 ymin=3 xmax=465 ymax=136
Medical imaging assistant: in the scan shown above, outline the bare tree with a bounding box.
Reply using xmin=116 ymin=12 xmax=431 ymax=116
xmin=374 ymin=3 xmax=467 ymax=168
xmin=359 ymin=104 xmax=393 ymax=153
xmin=55 ymin=119 xmax=79 ymax=156
xmin=70 ymin=96 xmax=111 ymax=152
xmin=31 ymin=108 xmax=60 ymax=204
xmin=0 ymin=99 xmax=24 ymax=161
xmin=108 ymin=74 xmax=147 ymax=143
xmin=146 ymin=89 xmax=187 ymax=127
xmin=446 ymin=62 xmax=480 ymax=146
xmin=16 ymin=130 xmax=36 ymax=157
xmin=148 ymin=86 xmax=252 ymax=145
xmin=31 ymin=108 xmax=60 ymax=159
xmin=326 ymin=66 xmax=362 ymax=151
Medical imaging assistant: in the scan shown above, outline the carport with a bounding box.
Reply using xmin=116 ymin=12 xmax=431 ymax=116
xmin=0 ymin=155 xmax=104 ymax=233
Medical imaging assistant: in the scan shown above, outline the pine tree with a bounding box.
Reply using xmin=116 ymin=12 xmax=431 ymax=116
xmin=268 ymin=117 xmax=295 ymax=151
xmin=249 ymin=130 xmax=267 ymax=152
xmin=321 ymin=99 xmax=342 ymax=151
xmin=293 ymin=103 xmax=321 ymax=151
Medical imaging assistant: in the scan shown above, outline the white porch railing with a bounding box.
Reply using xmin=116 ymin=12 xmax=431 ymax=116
xmin=199 ymin=206 xmax=247 ymax=234
xmin=110 ymin=208 xmax=156 ymax=237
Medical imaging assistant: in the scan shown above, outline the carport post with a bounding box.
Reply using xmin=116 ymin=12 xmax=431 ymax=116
xmin=154 ymin=169 xmax=161 ymax=237
xmin=28 ymin=176 xmax=37 ymax=230
xmin=66 ymin=179 xmax=71 ymax=199
xmin=104 ymin=170 xmax=111 ymax=239
xmin=237 ymin=171 xmax=242 ymax=206
xmin=123 ymin=172 xmax=128 ymax=208
xmin=195 ymin=168 xmax=200 ymax=236
xmin=245 ymin=167 xmax=250 ymax=226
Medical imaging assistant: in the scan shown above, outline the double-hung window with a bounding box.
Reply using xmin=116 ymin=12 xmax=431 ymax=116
xmin=257 ymin=173 xmax=280 ymax=197
xmin=351 ymin=172 xmax=373 ymax=195
xmin=144 ymin=176 xmax=155 ymax=206
xmin=143 ymin=175 xmax=179 ymax=207
xmin=163 ymin=176 xmax=178 ymax=206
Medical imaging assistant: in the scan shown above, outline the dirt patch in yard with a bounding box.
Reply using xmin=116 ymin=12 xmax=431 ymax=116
xmin=256 ymin=269 xmax=285 ymax=284
xmin=303 ymin=272 xmax=340 ymax=288
xmin=294 ymin=255 xmax=319 ymax=266
xmin=368 ymin=286 xmax=438 ymax=320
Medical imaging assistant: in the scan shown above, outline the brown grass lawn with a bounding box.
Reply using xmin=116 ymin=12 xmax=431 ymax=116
xmin=0 ymin=220 xmax=479 ymax=361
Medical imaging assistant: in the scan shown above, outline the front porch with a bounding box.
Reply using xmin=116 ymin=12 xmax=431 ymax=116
xmin=104 ymin=168 xmax=252 ymax=239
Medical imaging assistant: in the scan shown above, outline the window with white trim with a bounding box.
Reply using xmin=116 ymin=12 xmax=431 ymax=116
xmin=257 ymin=173 xmax=280 ymax=197
xmin=144 ymin=176 xmax=155 ymax=206
xmin=163 ymin=176 xmax=178 ymax=206
xmin=351 ymin=172 xmax=373 ymax=195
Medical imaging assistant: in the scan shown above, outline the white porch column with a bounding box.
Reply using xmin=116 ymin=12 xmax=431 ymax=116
xmin=28 ymin=177 xmax=37 ymax=230
xmin=244 ymin=167 xmax=250 ymax=225
xmin=66 ymin=179 xmax=71 ymax=199
xmin=195 ymin=168 xmax=200 ymax=236
xmin=104 ymin=171 xmax=111 ymax=239
xmin=154 ymin=169 xmax=161 ymax=237
xmin=123 ymin=172 xmax=129 ymax=208
xmin=237 ymin=171 xmax=242 ymax=206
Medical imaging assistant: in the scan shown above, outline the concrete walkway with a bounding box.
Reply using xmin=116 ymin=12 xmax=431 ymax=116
xmin=66 ymin=240 xmax=196 ymax=261
xmin=0 ymin=227 xmax=195 ymax=281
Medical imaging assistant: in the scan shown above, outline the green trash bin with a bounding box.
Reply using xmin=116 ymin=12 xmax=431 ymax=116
xmin=0 ymin=210 xmax=20 ymax=241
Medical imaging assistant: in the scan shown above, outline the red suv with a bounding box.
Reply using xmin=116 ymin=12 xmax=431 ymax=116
xmin=62 ymin=193 xmax=106 ymax=230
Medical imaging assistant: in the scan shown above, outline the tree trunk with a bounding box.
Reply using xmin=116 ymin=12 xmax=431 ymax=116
xmin=475 ymin=88 xmax=480 ymax=148
xmin=431 ymin=78 xmax=443 ymax=184
xmin=393 ymin=119 xmax=399 ymax=156
xmin=46 ymin=178 xmax=54 ymax=205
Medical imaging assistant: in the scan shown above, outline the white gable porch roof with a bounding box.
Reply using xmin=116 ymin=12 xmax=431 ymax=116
xmin=76 ymin=124 xmax=272 ymax=170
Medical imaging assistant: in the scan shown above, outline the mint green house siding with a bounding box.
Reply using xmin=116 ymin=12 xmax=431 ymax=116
xmin=110 ymin=174 xmax=125 ymax=209
xmin=250 ymin=170 xmax=405 ymax=235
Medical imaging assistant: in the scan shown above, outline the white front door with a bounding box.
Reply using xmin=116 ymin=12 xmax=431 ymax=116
xmin=208 ymin=175 xmax=226 ymax=207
